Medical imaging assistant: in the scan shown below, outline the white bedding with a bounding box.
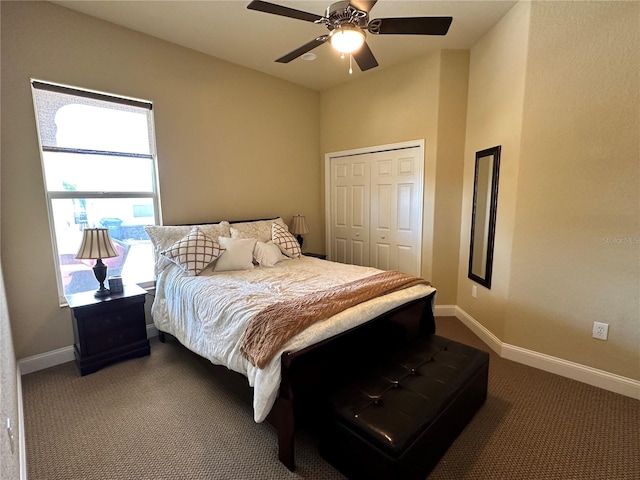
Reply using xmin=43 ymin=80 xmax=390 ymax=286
xmin=152 ymin=256 xmax=436 ymax=422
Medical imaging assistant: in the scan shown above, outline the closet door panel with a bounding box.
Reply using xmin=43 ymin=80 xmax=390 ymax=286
xmin=370 ymin=148 xmax=423 ymax=276
xmin=351 ymin=239 xmax=367 ymax=267
xmin=330 ymin=158 xmax=370 ymax=266
xmin=334 ymin=237 xmax=348 ymax=264
xmin=398 ymin=245 xmax=415 ymax=276
xmin=373 ymin=243 xmax=391 ymax=271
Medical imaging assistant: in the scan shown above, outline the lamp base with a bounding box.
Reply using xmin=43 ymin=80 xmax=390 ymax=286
xmin=94 ymin=287 xmax=111 ymax=298
xmin=92 ymin=259 xmax=110 ymax=298
xmin=296 ymin=234 xmax=304 ymax=248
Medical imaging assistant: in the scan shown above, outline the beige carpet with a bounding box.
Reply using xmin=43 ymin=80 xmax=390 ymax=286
xmin=22 ymin=317 xmax=639 ymax=479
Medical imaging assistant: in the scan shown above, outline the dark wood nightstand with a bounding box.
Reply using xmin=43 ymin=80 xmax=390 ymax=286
xmin=304 ymin=252 xmax=327 ymax=260
xmin=67 ymin=284 xmax=150 ymax=376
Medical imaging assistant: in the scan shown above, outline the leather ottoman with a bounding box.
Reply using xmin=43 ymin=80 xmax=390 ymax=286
xmin=319 ymin=334 xmax=489 ymax=479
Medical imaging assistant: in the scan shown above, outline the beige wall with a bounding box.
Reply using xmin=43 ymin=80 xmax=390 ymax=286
xmin=1 ymin=1 xmax=320 ymax=358
xmin=459 ymin=1 xmax=639 ymax=380
xmin=458 ymin=1 xmax=530 ymax=339
xmin=1 ymin=2 xmax=22 ymax=473
xmin=432 ymin=50 xmax=469 ymax=304
xmin=320 ymin=51 xmax=469 ymax=304
xmin=506 ymin=0 xmax=639 ymax=379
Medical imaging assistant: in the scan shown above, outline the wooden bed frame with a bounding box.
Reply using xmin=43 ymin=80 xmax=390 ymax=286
xmin=157 ymin=218 xmax=437 ymax=471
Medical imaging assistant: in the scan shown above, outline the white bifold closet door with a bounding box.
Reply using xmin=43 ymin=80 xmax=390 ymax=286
xmin=327 ymin=142 xmax=424 ymax=276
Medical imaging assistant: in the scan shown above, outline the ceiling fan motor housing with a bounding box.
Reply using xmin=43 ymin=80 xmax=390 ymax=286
xmin=325 ymin=1 xmax=368 ymax=31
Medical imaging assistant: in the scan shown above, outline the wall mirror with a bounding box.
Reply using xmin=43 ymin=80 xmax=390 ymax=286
xmin=468 ymin=145 xmax=501 ymax=289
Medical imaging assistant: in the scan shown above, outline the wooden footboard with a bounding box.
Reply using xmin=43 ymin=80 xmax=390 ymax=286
xmin=267 ymin=292 xmax=436 ymax=471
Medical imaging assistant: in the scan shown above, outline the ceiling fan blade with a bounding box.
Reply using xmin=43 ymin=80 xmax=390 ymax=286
xmin=349 ymin=0 xmax=378 ymax=13
xmin=247 ymin=0 xmax=323 ymax=23
xmin=369 ymin=17 xmax=453 ymax=36
xmin=352 ymin=42 xmax=379 ymax=71
xmin=275 ymin=36 xmax=328 ymax=63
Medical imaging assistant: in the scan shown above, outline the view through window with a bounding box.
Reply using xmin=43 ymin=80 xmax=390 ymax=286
xmin=31 ymin=80 xmax=161 ymax=301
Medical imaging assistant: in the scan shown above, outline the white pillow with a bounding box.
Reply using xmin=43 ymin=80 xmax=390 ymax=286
xmin=272 ymin=222 xmax=302 ymax=258
xmin=160 ymin=227 xmax=223 ymax=276
xmin=214 ymin=237 xmax=257 ymax=272
xmin=253 ymin=241 xmax=284 ymax=267
xmin=230 ymin=218 xmax=287 ymax=243
xmin=145 ymin=222 xmax=231 ymax=274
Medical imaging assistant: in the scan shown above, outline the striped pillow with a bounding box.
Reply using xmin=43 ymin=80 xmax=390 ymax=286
xmin=161 ymin=227 xmax=223 ymax=275
xmin=272 ymin=222 xmax=301 ymax=258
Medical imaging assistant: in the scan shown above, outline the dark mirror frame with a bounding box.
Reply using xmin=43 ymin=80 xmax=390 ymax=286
xmin=468 ymin=145 xmax=501 ymax=289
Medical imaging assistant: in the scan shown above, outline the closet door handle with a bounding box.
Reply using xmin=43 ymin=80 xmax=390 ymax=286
xmin=356 ymin=232 xmax=360 ymax=237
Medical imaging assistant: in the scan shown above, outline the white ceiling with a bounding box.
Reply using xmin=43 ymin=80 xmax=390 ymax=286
xmin=52 ymin=0 xmax=517 ymax=91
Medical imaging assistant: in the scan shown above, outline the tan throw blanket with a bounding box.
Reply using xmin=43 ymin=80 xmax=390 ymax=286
xmin=240 ymin=270 xmax=430 ymax=369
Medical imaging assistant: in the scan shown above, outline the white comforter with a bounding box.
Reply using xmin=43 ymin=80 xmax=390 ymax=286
xmin=151 ymin=256 xmax=436 ymax=422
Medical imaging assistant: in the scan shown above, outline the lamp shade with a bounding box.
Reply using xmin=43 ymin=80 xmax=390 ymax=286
xmin=289 ymin=215 xmax=310 ymax=236
xmin=75 ymin=228 xmax=118 ymax=260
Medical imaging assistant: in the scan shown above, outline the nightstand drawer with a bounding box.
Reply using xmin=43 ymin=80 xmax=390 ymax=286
xmin=81 ymin=308 xmax=140 ymax=337
xmin=81 ymin=325 xmax=146 ymax=356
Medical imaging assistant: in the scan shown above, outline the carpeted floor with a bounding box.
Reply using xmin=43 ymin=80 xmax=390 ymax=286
xmin=22 ymin=317 xmax=639 ymax=479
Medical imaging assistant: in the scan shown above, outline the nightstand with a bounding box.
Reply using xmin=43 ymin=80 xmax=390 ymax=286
xmin=304 ymin=252 xmax=327 ymax=260
xmin=67 ymin=284 xmax=150 ymax=376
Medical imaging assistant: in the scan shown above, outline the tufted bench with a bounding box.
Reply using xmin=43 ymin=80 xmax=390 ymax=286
xmin=319 ymin=334 xmax=489 ymax=479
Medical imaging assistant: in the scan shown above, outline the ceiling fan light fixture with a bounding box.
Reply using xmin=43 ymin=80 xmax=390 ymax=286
xmin=329 ymin=25 xmax=365 ymax=54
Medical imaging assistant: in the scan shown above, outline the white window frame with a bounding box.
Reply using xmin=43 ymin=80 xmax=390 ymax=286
xmin=31 ymin=79 xmax=162 ymax=304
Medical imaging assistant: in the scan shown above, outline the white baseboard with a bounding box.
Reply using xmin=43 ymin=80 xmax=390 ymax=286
xmin=18 ymin=324 xmax=159 ymax=375
xmin=453 ymin=307 xmax=504 ymax=355
xmin=454 ymin=306 xmax=640 ymax=400
xmin=434 ymin=304 xmax=457 ymax=317
xmin=146 ymin=323 xmax=159 ymax=338
xmin=16 ymin=364 xmax=27 ymax=480
xmin=18 ymin=346 xmax=75 ymax=376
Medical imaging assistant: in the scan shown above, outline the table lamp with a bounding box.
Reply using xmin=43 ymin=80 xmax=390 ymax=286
xmin=289 ymin=215 xmax=309 ymax=248
xmin=75 ymin=228 xmax=119 ymax=297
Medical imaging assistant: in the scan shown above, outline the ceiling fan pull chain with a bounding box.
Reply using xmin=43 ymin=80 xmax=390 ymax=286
xmin=349 ymin=54 xmax=353 ymax=74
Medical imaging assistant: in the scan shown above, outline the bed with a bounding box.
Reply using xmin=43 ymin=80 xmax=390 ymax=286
xmin=146 ymin=218 xmax=437 ymax=470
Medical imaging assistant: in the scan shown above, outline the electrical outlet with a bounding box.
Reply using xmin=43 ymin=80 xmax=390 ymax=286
xmin=472 ymin=285 xmax=478 ymax=298
xmin=6 ymin=417 xmax=14 ymax=455
xmin=592 ymin=322 xmax=609 ymax=341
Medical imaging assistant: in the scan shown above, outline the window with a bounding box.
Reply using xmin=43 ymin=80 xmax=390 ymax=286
xmin=31 ymin=80 xmax=161 ymax=302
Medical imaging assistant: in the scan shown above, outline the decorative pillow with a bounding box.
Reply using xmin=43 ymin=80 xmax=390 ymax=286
xmin=214 ymin=237 xmax=258 ymax=272
xmin=145 ymin=222 xmax=230 ymax=274
xmin=272 ymin=222 xmax=302 ymax=258
xmin=230 ymin=217 xmax=287 ymax=243
xmin=253 ymin=241 xmax=284 ymax=267
xmin=160 ymin=227 xmax=223 ymax=276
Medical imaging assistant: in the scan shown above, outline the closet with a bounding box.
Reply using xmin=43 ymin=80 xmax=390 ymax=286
xmin=325 ymin=140 xmax=425 ymax=277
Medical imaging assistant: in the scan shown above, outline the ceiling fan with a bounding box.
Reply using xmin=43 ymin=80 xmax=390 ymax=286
xmin=247 ymin=0 xmax=452 ymax=72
